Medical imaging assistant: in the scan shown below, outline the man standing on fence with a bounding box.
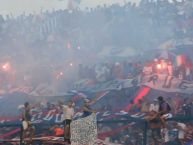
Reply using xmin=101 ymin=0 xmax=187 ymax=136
xmin=22 ymin=102 xmax=35 ymax=144
xmin=62 ymin=100 xmax=75 ymax=143
xmin=157 ymin=96 xmax=172 ymax=119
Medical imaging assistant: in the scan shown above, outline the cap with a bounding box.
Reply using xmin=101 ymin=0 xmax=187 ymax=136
xmin=157 ymin=96 xmax=163 ymax=101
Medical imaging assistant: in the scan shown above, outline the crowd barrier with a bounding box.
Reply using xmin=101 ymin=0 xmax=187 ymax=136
xmin=0 ymin=116 xmax=192 ymax=145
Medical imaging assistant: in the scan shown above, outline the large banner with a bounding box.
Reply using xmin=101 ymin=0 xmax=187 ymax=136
xmin=142 ymin=74 xmax=193 ymax=94
xmin=75 ymin=74 xmax=193 ymax=94
xmin=74 ymin=78 xmax=139 ymax=92
xmin=71 ymin=114 xmax=97 ymax=145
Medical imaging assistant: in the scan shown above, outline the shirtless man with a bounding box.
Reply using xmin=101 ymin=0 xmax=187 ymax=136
xmin=22 ymin=102 xmax=35 ymax=144
xmin=146 ymin=110 xmax=165 ymax=145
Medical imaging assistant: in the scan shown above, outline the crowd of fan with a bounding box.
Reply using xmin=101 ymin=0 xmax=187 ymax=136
xmin=78 ymin=61 xmax=143 ymax=82
xmin=25 ymin=93 xmax=193 ymax=144
xmin=97 ymin=94 xmax=193 ymax=144
xmin=0 ymin=88 xmax=193 ymax=144
xmin=10 ymin=85 xmax=192 ymax=145
xmin=0 ymin=0 xmax=193 ymax=144
xmin=0 ymin=0 xmax=193 ymax=90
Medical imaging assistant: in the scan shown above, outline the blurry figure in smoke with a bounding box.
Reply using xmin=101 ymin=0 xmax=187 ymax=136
xmin=113 ymin=62 xmax=124 ymax=79
xmin=178 ymin=64 xmax=186 ymax=80
xmin=147 ymin=74 xmax=158 ymax=85
xmin=162 ymin=75 xmax=174 ymax=88
xmin=82 ymin=99 xmax=96 ymax=118
xmin=78 ymin=64 xmax=84 ymax=79
xmin=167 ymin=61 xmax=173 ymax=76
xmin=162 ymin=61 xmax=174 ymax=88
xmin=182 ymin=98 xmax=192 ymax=116
xmin=146 ymin=58 xmax=159 ymax=85
xmin=22 ymin=102 xmax=35 ymax=144
xmin=141 ymin=62 xmax=153 ymax=83
xmin=152 ymin=59 xmax=159 ymax=74
xmin=95 ymin=63 xmax=110 ymax=82
xmin=158 ymin=59 xmax=168 ymax=74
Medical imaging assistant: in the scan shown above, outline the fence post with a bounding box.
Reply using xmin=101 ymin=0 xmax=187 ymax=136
xmin=20 ymin=125 xmax=23 ymax=145
xmin=142 ymin=121 xmax=148 ymax=145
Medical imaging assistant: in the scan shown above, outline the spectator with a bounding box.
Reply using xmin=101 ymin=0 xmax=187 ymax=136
xmin=61 ymin=100 xmax=75 ymax=143
xmin=173 ymin=122 xmax=187 ymax=145
xmin=157 ymin=96 xmax=172 ymax=119
xmin=145 ymin=110 xmax=165 ymax=145
xmin=82 ymin=99 xmax=96 ymax=118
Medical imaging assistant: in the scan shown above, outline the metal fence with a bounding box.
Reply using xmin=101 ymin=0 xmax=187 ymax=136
xmin=0 ymin=116 xmax=192 ymax=145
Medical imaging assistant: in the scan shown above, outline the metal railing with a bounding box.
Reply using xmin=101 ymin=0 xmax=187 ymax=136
xmin=0 ymin=116 xmax=192 ymax=145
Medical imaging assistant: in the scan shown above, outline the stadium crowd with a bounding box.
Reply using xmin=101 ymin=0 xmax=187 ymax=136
xmin=14 ymin=92 xmax=193 ymax=144
xmin=0 ymin=0 xmax=193 ymax=145
xmin=0 ymin=0 xmax=192 ymax=92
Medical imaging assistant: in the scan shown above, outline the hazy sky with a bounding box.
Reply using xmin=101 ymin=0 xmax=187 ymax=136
xmin=0 ymin=0 xmax=140 ymax=16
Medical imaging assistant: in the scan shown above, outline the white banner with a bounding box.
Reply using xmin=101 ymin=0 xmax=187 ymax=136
xmin=142 ymin=74 xmax=193 ymax=94
xmin=71 ymin=113 xmax=97 ymax=145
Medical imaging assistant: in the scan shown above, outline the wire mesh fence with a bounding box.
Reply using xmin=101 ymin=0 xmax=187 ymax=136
xmin=0 ymin=116 xmax=192 ymax=145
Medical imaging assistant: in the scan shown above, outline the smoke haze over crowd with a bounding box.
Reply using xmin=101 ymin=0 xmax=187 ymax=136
xmin=0 ymin=0 xmax=140 ymax=16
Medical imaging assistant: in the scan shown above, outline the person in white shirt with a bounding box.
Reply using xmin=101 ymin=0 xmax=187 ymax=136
xmin=177 ymin=123 xmax=186 ymax=140
xmin=62 ymin=100 xmax=75 ymax=142
xmin=173 ymin=122 xmax=187 ymax=145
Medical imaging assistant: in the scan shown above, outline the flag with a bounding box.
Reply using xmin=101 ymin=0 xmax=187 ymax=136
xmin=90 ymin=91 xmax=109 ymax=105
xmin=71 ymin=113 xmax=97 ymax=145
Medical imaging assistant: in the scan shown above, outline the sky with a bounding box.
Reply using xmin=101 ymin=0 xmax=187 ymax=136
xmin=0 ymin=0 xmax=140 ymax=16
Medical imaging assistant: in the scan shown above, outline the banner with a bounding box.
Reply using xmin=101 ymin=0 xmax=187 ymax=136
xmin=71 ymin=114 xmax=97 ymax=145
xmin=142 ymin=74 xmax=193 ymax=94
xmin=75 ymin=78 xmax=139 ymax=92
